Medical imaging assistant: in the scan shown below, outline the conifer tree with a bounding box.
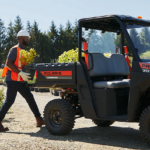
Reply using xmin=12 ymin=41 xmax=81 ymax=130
xmin=26 ymin=21 xmax=33 ymax=49
xmin=48 ymin=21 xmax=59 ymax=62
xmin=30 ymin=21 xmax=41 ymax=62
xmin=0 ymin=18 xmax=6 ymax=64
xmin=58 ymin=24 xmax=65 ymax=56
xmin=5 ymin=21 xmax=17 ymax=59
xmin=38 ymin=32 xmax=50 ymax=62
xmin=64 ymin=20 xmax=73 ymax=50
xmin=140 ymin=27 xmax=150 ymax=51
xmin=72 ymin=20 xmax=78 ymax=49
xmin=13 ymin=16 xmax=23 ymax=36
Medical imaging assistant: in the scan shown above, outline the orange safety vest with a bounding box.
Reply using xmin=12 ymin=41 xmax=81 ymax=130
xmin=2 ymin=45 xmax=24 ymax=81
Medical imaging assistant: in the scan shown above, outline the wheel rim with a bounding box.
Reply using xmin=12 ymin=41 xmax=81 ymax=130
xmin=49 ymin=109 xmax=63 ymax=127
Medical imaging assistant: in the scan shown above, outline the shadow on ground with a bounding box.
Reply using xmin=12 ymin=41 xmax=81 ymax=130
xmin=6 ymin=125 xmax=149 ymax=149
xmin=2 ymin=117 xmax=17 ymax=123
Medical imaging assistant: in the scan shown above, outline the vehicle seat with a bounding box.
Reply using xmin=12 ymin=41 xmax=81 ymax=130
xmin=88 ymin=53 xmax=130 ymax=88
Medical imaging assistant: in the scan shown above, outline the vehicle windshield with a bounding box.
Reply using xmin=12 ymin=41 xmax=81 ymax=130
xmin=126 ymin=23 xmax=150 ymax=61
xmin=82 ymin=28 xmax=121 ymax=56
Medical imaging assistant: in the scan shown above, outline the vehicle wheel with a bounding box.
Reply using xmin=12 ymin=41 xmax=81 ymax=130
xmin=44 ymin=99 xmax=75 ymax=135
xmin=139 ymin=106 xmax=150 ymax=145
xmin=92 ymin=119 xmax=114 ymax=127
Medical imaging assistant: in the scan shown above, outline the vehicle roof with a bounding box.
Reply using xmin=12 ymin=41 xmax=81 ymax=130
xmin=79 ymin=15 xmax=150 ymax=23
xmin=79 ymin=15 xmax=150 ymax=32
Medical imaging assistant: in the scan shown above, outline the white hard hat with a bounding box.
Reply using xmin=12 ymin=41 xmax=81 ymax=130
xmin=17 ymin=30 xmax=30 ymax=37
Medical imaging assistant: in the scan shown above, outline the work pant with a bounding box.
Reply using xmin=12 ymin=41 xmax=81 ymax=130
xmin=0 ymin=81 xmax=41 ymax=121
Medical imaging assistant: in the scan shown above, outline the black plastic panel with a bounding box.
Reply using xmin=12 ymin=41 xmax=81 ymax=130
xmin=94 ymin=88 xmax=129 ymax=117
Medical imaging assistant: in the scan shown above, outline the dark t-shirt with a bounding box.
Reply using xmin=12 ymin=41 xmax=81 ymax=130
xmin=6 ymin=43 xmax=24 ymax=81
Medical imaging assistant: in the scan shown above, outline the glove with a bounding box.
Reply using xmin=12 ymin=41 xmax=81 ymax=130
xmin=18 ymin=71 xmax=31 ymax=81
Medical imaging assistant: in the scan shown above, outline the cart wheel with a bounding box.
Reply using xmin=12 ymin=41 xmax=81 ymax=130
xmin=92 ymin=119 xmax=114 ymax=127
xmin=139 ymin=106 xmax=150 ymax=145
xmin=44 ymin=99 xmax=75 ymax=135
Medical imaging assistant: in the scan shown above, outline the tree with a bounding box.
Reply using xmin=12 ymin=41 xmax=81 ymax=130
xmin=140 ymin=27 xmax=150 ymax=52
xmin=48 ymin=21 xmax=59 ymax=62
xmin=38 ymin=32 xmax=50 ymax=62
xmin=58 ymin=24 xmax=65 ymax=56
xmin=30 ymin=21 xmax=41 ymax=62
xmin=26 ymin=21 xmax=32 ymax=33
xmin=13 ymin=16 xmax=23 ymax=36
xmin=26 ymin=21 xmax=33 ymax=49
xmin=130 ymin=29 xmax=142 ymax=50
xmin=88 ymin=30 xmax=102 ymax=52
xmin=0 ymin=18 xmax=7 ymax=64
xmin=5 ymin=21 xmax=17 ymax=60
xmin=71 ymin=20 xmax=78 ymax=49
xmin=64 ymin=20 xmax=73 ymax=50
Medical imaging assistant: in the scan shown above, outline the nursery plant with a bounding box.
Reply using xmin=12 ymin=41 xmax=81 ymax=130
xmin=20 ymin=48 xmax=37 ymax=66
xmin=20 ymin=48 xmax=37 ymax=80
xmin=58 ymin=48 xmax=112 ymax=63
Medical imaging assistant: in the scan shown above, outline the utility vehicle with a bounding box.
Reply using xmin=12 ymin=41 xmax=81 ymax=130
xmin=35 ymin=15 xmax=150 ymax=145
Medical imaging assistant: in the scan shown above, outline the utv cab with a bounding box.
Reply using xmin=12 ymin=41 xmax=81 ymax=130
xmin=35 ymin=15 xmax=150 ymax=145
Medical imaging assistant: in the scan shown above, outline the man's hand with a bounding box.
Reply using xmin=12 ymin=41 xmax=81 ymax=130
xmin=18 ymin=71 xmax=31 ymax=81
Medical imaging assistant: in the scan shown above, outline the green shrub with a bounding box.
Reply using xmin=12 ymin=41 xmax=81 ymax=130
xmin=58 ymin=48 xmax=79 ymax=63
xmin=0 ymin=88 xmax=5 ymax=108
xmin=58 ymin=48 xmax=85 ymax=63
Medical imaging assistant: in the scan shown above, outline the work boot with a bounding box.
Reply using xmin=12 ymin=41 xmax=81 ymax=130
xmin=36 ymin=117 xmax=45 ymax=127
xmin=0 ymin=122 xmax=9 ymax=132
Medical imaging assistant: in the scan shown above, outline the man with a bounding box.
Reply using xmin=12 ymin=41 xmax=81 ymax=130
xmin=0 ymin=30 xmax=44 ymax=132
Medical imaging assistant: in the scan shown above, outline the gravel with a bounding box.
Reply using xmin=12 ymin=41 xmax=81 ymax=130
xmin=0 ymin=85 xmax=149 ymax=150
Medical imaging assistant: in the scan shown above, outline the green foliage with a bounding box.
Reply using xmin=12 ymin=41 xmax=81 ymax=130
xmin=0 ymin=18 xmax=7 ymax=64
xmin=58 ymin=48 xmax=79 ymax=63
xmin=13 ymin=16 xmax=23 ymax=36
xmin=28 ymin=75 xmax=36 ymax=84
xmin=0 ymin=88 xmax=5 ymax=108
xmin=114 ymin=34 xmax=121 ymax=50
xmin=5 ymin=21 xmax=17 ymax=57
xmin=87 ymin=31 xmax=116 ymax=53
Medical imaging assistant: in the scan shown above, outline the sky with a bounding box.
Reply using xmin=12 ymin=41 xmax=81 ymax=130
xmin=0 ymin=0 xmax=150 ymax=32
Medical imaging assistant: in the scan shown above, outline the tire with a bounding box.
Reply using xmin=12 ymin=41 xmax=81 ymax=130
xmin=92 ymin=119 xmax=114 ymax=127
xmin=44 ymin=99 xmax=75 ymax=135
xmin=139 ymin=106 xmax=150 ymax=145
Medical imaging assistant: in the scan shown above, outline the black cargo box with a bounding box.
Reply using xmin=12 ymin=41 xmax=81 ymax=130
xmin=35 ymin=62 xmax=77 ymax=89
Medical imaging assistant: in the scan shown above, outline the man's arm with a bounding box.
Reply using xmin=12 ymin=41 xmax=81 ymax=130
xmin=6 ymin=58 xmax=20 ymax=74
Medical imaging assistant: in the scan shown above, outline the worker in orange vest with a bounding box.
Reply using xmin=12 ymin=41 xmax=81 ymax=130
xmin=0 ymin=30 xmax=44 ymax=132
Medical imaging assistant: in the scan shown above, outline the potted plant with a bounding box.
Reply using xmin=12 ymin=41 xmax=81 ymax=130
xmin=20 ymin=48 xmax=37 ymax=80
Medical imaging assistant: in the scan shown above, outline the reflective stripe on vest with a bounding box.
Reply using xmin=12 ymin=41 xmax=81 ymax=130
xmin=2 ymin=45 xmax=24 ymax=81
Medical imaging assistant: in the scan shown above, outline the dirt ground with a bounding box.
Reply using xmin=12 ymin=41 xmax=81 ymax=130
xmin=0 ymin=85 xmax=149 ymax=150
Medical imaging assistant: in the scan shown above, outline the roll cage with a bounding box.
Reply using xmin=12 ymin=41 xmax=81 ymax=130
xmin=78 ymin=15 xmax=150 ymax=63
